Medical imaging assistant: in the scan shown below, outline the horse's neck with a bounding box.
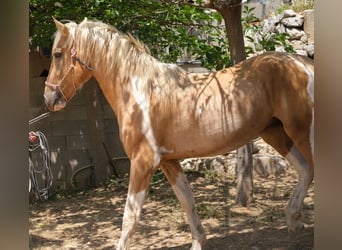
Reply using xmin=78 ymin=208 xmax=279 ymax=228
xmin=87 ymin=30 xmax=199 ymax=117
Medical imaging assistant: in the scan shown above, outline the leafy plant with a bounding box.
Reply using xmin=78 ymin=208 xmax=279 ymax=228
xmin=29 ymin=0 xmax=229 ymax=70
xmin=276 ymin=4 xmax=291 ymax=15
xmin=242 ymin=5 xmax=295 ymax=56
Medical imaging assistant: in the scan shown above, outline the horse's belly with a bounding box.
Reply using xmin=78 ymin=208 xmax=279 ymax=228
xmin=160 ymin=89 xmax=271 ymax=159
xmin=161 ymin=121 xmax=259 ymax=159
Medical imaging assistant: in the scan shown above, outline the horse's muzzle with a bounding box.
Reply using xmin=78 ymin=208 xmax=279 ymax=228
xmin=44 ymin=89 xmax=67 ymax=112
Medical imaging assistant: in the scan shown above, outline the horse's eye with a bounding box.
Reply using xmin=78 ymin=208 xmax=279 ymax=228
xmin=54 ymin=52 xmax=62 ymax=58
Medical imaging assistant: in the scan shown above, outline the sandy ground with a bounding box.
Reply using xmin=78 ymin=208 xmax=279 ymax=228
xmin=29 ymin=163 xmax=314 ymax=250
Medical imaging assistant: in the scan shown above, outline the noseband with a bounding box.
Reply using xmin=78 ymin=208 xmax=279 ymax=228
xmin=45 ymin=33 xmax=93 ymax=103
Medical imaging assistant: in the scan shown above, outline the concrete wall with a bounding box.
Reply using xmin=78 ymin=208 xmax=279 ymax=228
xmin=29 ymin=52 xmax=128 ymax=193
xmin=29 ymin=52 xmax=208 ymax=195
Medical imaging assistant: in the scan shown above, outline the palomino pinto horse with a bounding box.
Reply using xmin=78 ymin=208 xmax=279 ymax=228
xmin=44 ymin=18 xmax=314 ymax=249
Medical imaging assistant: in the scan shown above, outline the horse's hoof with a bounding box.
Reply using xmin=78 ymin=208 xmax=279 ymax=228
xmin=190 ymin=236 xmax=206 ymax=250
xmin=288 ymin=224 xmax=305 ymax=238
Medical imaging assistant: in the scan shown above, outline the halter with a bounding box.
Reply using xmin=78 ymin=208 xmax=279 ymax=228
xmin=45 ymin=30 xmax=94 ymax=103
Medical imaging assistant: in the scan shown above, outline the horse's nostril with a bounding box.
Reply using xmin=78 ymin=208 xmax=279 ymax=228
xmin=44 ymin=94 xmax=54 ymax=111
xmin=53 ymin=96 xmax=60 ymax=107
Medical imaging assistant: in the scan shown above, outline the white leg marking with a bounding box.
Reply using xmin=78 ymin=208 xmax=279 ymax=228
xmin=117 ymin=190 xmax=146 ymax=250
xmin=172 ymin=173 xmax=205 ymax=249
xmin=285 ymin=146 xmax=313 ymax=233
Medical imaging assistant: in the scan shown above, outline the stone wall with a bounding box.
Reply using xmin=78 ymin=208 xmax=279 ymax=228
xmin=245 ymin=9 xmax=314 ymax=58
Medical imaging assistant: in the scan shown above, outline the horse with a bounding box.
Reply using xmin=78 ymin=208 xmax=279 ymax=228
xmin=44 ymin=18 xmax=314 ymax=249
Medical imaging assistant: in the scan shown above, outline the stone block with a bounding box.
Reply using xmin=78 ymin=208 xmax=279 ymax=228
xmin=66 ymin=105 xmax=88 ymax=120
xmin=29 ymin=123 xmax=51 ymax=136
xmin=103 ymin=104 xmax=116 ymax=119
xmin=103 ymin=133 xmax=126 ymax=157
xmin=48 ymin=136 xmax=66 ymax=151
xmin=104 ymin=119 xmax=120 ymax=133
xmin=47 ymin=110 xmax=68 ymax=121
xmin=51 ymin=120 xmax=89 ymax=136
xmin=66 ymin=135 xmax=91 ymax=150
xmin=49 ymin=149 xmax=93 ymax=189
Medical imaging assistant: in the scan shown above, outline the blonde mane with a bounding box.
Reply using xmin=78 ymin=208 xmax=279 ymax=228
xmin=58 ymin=19 xmax=188 ymax=102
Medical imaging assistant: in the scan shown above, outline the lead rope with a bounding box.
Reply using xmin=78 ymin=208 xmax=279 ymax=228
xmin=29 ymin=113 xmax=53 ymax=201
xmin=29 ymin=131 xmax=53 ymax=201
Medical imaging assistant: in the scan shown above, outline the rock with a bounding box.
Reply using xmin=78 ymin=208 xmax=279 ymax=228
xmin=243 ymin=9 xmax=314 ymax=61
xmin=279 ymin=9 xmax=297 ymax=20
xmin=286 ymin=28 xmax=306 ymax=40
xmin=253 ymin=154 xmax=289 ymax=178
xmin=300 ymin=33 xmax=308 ymax=43
xmin=262 ymin=16 xmax=279 ymax=33
xmin=275 ymin=23 xmax=286 ymax=34
xmin=181 ymin=159 xmax=194 ymax=171
xmin=281 ymin=15 xmax=304 ymax=28
xmin=290 ymin=40 xmax=305 ymax=50
xmin=295 ymin=49 xmax=308 ymax=57
xmin=304 ymin=44 xmax=314 ymax=58
xmin=209 ymin=158 xmax=225 ymax=174
xmin=275 ymin=45 xmax=286 ymax=53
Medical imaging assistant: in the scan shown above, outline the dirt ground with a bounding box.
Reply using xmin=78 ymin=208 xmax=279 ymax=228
xmin=29 ymin=161 xmax=314 ymax=250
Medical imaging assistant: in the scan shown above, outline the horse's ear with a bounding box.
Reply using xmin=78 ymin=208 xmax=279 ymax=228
xmin=53 ymin=17 xmax=69 ymax=36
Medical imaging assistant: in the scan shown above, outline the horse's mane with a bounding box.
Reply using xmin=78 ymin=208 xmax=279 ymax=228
xmin=71 ymin=19 xmax=151 ymax=73
xmin=58 ymin=18 xmax=187 ymax=103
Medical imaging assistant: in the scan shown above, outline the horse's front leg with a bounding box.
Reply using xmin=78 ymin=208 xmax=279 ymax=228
xmin=116 ymin=156 xmax=155 ymax=250
xmin=160 ymin=160 xmax=206 ymax=250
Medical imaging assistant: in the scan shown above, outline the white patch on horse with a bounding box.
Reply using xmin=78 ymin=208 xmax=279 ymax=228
xmin=289 ymin=55 xmax=314 ymax=157
xmin=131 ymin=76 xmax=161 ymax=167
xmin=125 ymin=190 xmax=146 ymax=218
xmin=284 ymin=146 xmax=313 ymax=231
xmin=118 ymin=190 xmax=146 ymax=249
xmin=173 ymin=173 xmax=205 ymax=246
xmin=160 ymin=146 xmax=173 ymax=154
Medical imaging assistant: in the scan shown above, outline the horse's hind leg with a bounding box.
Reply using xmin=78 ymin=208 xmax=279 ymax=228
xmin=117 ymin=156 xmax=155 ymax=250
xmin=160 ymin=160 xmax=206 ymax=250
xmin=260 ymin=123 xmax=314 ymax=236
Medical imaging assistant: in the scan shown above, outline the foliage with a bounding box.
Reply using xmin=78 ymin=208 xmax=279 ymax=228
xmin=276 ymin=0 xmax=314 ymax=14
xmin=30 ymin=1 xmax=299 ymax=71
xmin=276 ymin=4 xmax=292 ymax=15
xmin=29 ymin=0 xmax=229 ymax=69
xmin=291 ymin=0 xmax=314 ymax=12
xmin=242 ymin=5 xmax=295 ymax=57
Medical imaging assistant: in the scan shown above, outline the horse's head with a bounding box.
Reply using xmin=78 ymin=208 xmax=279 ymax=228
xmin=44 ymin=18 xmax=93 ymax=112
